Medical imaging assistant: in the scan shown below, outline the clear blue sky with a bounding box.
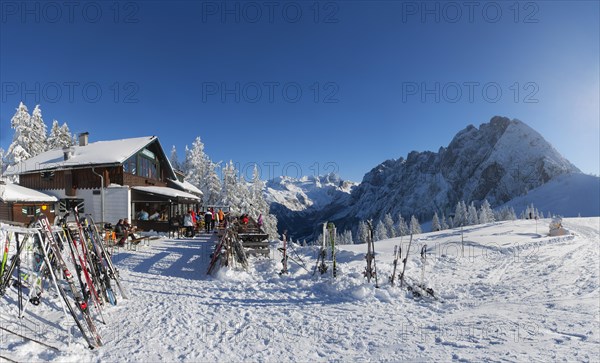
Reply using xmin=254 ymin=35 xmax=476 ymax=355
xmin=1 ymin=1 xmax=598 ymax=182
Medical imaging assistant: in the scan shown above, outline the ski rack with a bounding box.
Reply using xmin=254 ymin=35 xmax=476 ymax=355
xmin=1 ymin=212 xmax=128 ymax=349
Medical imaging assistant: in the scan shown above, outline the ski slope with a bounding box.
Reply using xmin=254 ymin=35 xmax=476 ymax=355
xmin=1 ymin=218 xmax=599 ymax=362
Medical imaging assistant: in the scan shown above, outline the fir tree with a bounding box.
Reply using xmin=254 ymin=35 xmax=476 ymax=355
xmin=440 ymin=213 xmax=449 ymax=230
xmin=374 ymin=220 xmax=388 ymax=241
xmin=47 ymin=120 xmax=73 ymax=150
xmin=357 ymin=220 xmax=370 ymax=244
xmin=383 ymin=213 xmax=396 ymax=238
xmin=432 ymin=212 xmax=441 ymax=231
xmin=454 ymin=201 xmax=468 ymax=227
xmin=203 ymin=161 xmax=222 ymax=206
xmin=396 ymin=215 xmax=409 ymax=236
xmin=467 ymin=202 xmax=478 ymax=225
xmin=29 ymin=105 xmax=47 ymax=155
xmin=410 ymin=215 xmax=422 ymax=234
xmin=478 ymin=199 xmax=495 ymax=224
xmin=5 ymin=102 xmax=32 ymax=165
xmin=170 ymin=145 xmax=181 ymax=171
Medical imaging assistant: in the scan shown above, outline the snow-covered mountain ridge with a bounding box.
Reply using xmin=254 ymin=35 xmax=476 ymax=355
xmin=265 ymin=116 xmax=593 ymax=240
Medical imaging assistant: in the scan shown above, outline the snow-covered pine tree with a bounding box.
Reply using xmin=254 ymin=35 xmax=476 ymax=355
xmin=454 ymin=201 xmax=468 ymax=227
xmin=357 ymin=220 xmax=370 ymax=244
xmin=441 ymin=213 xmax=449 ymax=230
xmin=374 ymin=220 xmax=388 ymax=241
xmin=396 ymin=215 xmax=409 ymax=236
xmin=203 ymin=161 xmax=222 ymax=206
xmin=410 ymin=215 xmax=422 ymax=234
xmin=183 ymin=137 xmax=209 ymax=190
xmin=29 ymin=105 xmax=48 ymax=155
xmin=431 ymin=212 xmax=441 ymax=231
xmin=448 ymin=216 xmax=454 ymax=229
xmin=467 ymin=202 xmax=478 ymax=225
xmin=383 ymin=213 xmax=396 ymax=238
xmin=47 ymin=120 xmax=74 ymax=150
xmin=342 ymin=230 xmax=353 ymax=245
xmin=170 ymin=145 xmax=181 ymax=171
xmin=5 ymin=102 xmax=32 ymax=166
xmin=478 ymin=199 xmax=495 ymax=224
xmin=247 ymin=164 xmax=277 ymax=238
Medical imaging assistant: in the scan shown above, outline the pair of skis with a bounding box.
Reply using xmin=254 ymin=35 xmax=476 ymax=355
xmin=313 ymin=222 xmax=336 ymax=277
xmin=364 ymin=220 xmax=378 ymax=287
xmin=391 ymin=235 xmax=440 ymax=301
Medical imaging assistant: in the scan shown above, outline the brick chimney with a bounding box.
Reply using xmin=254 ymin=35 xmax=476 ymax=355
xmin=78 ymin=132 xmax=89 ymax=147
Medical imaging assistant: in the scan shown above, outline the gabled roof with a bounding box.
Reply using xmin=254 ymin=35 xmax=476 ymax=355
xmin=168 ymin=179 xmax=203 ymax=196
xmin=0 ymin=182 xmax=58 ymax=203
xmin=131 ymin=186 xmax=200 ymax=201
xmin=5 ymin=136 xmax=158 ymax=175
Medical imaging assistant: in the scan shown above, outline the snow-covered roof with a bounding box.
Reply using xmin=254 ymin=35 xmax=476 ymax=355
xmin=0 ymin=183 xmax=58 ymax=203
xmin=168 ymin=179 xmax=203 ymax=196
xmin=4 ymin=136 xmax=157 ymax=175
xmin=131 ymin=186 xmax=200 ymax=201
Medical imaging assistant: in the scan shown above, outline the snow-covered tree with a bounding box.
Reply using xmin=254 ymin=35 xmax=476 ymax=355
xmin=47 ymin=120 xmax=74 ymax=150
xmin=478 ymin=199 xmax=495 ymax=224
xmin=29 ymin=105 xmax=47 ymax=155
xmin=247 ymin=164 xmax=277 ymax=238
xmin=448 ymin=216 xmax=454 ymax=229
xmin=183 ymin=137 xmax=209 ymax=189
xmin=440 ymin=213 xmax=449 ymax=230
xmin=454 ymin=201 xmax=468 ymax=227
xmin=342 ymin=230 xmax=354 ymax=245
xmin=374 ymin=220 xmax=388 ymax=241
xmin=5 ymin=102 xmax=32 ymax=165
xmin=467 ymin=202 xmax=478 ymax=225
xmin=431 ymin=212 xmax=441 ymax=231
xmin=396 ymin=215 xmax=409 ymax=236
xmin=383 ymin=213 xmax=396 ymax=238
xmin=357 ymin=220 xmax=370 ymax=244
xmin=203 ymin=161 xmax=222 ymax=206
xmin=410 ymin=215 xmax=421 ymax=234
xmin=170 ymin=145 xmax=181 ymax=171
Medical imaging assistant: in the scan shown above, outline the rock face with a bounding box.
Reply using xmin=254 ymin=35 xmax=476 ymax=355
xmin=266 ymin=117 xmax=581 ymax=241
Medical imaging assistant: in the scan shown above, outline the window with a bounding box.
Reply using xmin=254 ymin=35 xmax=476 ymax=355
xmin=123 ymin=153 xmax=159 ymax=180
xmin=123 ymin=155 xmax=137 ymax=175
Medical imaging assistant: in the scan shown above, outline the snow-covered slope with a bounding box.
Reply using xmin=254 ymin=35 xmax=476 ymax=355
xmin=499 ymin=172 xmax=600 ymax=217
xmin=2 ymin=219 xmax=598 ymax=361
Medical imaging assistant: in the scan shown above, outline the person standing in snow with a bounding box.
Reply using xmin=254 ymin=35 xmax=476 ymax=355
xmin=183 ymin=210 xmax=194 ymax=237
xmin=204 ymin=209 xmax=213 ymax=233
xmin=210 ymin=207 xmax=216 ymax=232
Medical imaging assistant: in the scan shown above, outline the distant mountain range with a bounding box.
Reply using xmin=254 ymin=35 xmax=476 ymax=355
xmin=265 ymin=116 xmax=599 ymax=241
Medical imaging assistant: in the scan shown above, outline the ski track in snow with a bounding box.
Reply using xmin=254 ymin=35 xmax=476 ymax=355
xmin=1 ymin=218 xmax=599 ymax=362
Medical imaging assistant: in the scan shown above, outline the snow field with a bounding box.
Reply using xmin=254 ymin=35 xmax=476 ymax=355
xmin=1 ymin=218 xmax=598 ymax=362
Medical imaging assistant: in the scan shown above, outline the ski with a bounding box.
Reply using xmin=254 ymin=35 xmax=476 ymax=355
xmin=328 ymin=223 xmax=337 ymax=278
xmin=364 ymin=220 xmax=377 ymax=285
xmin=86 ymin=214 xmax=128 ymax=299
xmin=0 ymin=234 xmax=30 ymax=297
xmin=280 ymin=231 xmax=288 ymax=275
xmin=398 ymin=233 xmax=413 ymax=288
xmin=389 ymin=244 xmax=401 ymax=286
xmin=312 ymin=222 xmax=328 ymax=276
xmin=36 ymin=215 xmax=103 ymax=348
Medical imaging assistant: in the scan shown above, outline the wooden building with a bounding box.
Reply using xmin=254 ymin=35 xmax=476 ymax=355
xmin=4 ymin=134 xmax=202 ymax=231
xmin=0 ymin=181 xmax=58 ymax=225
